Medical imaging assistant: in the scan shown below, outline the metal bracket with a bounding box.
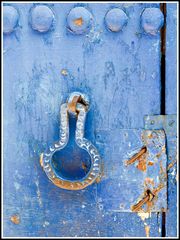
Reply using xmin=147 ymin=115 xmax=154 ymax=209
xmin=95 ymin=128 xmax=167 ymax=212
xmin=144 ymin=114 xmax=177 ymax=209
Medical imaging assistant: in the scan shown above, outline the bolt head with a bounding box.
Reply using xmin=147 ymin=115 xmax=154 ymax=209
xmin=141 ymin=8 xmax=164 ymax=35
xmin=105 ymin=8 xmax=128 ymax=32
xmin=67 ymin=7 xmax=93 ymax=35
xmin=30 ymin=5 xmax=55 ymax=33
xmin=3 ymin=5 xmax=19 ymax=34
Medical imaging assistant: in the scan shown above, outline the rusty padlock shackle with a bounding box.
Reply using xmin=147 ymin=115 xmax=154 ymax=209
xmin=40 ymin=92 xmax=101 ymax=190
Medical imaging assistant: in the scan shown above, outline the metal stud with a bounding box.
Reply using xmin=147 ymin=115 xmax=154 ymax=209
xmin=105 ymin=8 xmax=128 ymax=32
xmin=29 ymin=5 xmax=55 ymax=33
xmin=3 ymin=5 xmax=19 ymax=34
xmin=141 ymin=8 xmax=164 ymax=35
xmin=67 ymin=7 xmax=93 ymax=35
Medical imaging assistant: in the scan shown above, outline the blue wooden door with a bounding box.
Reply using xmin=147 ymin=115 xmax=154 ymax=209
xmin=3 ymin=2 xmax=177 ymax=237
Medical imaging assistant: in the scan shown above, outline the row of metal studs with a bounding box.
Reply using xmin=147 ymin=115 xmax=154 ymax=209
xmin=3 ymin=5 xmax=164 ymax=35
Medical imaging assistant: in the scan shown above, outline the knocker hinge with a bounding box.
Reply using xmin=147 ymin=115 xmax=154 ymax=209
xmin=67 ymin=93 xmax=89 ymax=115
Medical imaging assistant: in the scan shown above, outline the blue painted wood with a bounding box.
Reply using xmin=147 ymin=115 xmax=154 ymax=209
xmin=3 ymin=3 xmax=164 ymax=237
xmin=165 ymin=3 xmax=177 ymax=237
xmin=165 ymin=3 xmax=177 ymax=114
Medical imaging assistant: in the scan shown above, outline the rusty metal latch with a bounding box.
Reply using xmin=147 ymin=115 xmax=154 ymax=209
xmin=40 ymin=92 xmax=102 ymax=190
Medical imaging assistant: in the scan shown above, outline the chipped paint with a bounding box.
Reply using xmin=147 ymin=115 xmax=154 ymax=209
xmin=61 ymin=69 xmax=68 ymax=76
xmin=10 ymin=215 xmax=20 ymax=225
xmin=136 ymin=154 xmax=147 ymax=172
xmin=167 ymin=160 xmax=176 ymax=171
xmin=35 ymin=179 xmax=42 ymax=207
xmin=14 ymin=182 xmax=20 ymax=190
xmin=43 ymin=221 xmax=50 ymax=227
xmin=145 ymin=225 xmax=150 ymax=237
xmin=137 ymin=211 xmax=151 ymax=221
xmin=73 ymin=17 xmax=83 ymax=26
xmin=39 ymin=153 xmax=43 ymax=167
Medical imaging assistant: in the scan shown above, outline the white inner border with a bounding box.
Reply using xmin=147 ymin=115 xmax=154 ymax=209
xmin=1 ymin=1 xmax=179 ymax=239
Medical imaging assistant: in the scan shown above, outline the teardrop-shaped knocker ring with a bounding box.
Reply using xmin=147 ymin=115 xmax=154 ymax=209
xmin=40 ymin=92 xmax=102 ymax=190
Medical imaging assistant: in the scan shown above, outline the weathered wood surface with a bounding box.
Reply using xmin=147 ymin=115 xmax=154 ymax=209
xmin=3 ymin=3 xmax=175 ymax=237
xmin=165 ymin=3 xmax=177 ymax=237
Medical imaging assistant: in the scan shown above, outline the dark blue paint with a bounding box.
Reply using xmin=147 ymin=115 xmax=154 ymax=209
xmin=52 ymin=116 xmax=92 ymax=181
xmin=3 ymin=2 xmax=176 ymax=237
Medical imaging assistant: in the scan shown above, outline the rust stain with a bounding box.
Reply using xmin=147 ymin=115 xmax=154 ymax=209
xmin=131 ymin=184 xmax=164 ymax=212
xmin=131 ymin=194 xmax=149 ymax=212
xmin=159 ymin=160 xmax=167 ymax=181
xmin=148 ymin=161 xmax=154 ymax=166
xmin=161 ymin=145 xmax=166 ymax=153
xmin=136 ymin=154 xmax=147 ymax=172
xmin=145 ymin=225 xmax=150 ymax=237
xmin=10 ymin=215 xmax=20 ymax=224
xmin=40 ymin=153 xmax=43 ymax=167
xmin=152 ymin=183 xmax=164 ymax=195
xmin=167 ymin=160 xmax=176 ymax=171
xmin=74 ymin=17 xmax=83 ymax=26
xmin=68 ymin=95 xmax=82 ymax=114
xmin=125 ymin=146 xmax=147 ymax=166
xmin=147 ymin=133 xmax=153 ymax=139
xmin=156 ymin=152 xmax=161 ymax=158
xmin=82 ymin=162 xmax=88 ymax=172
xmin=95 ymin=176 xmax=101 ymax=183
xmin=145 ymin=178 xmax=154 ymax=187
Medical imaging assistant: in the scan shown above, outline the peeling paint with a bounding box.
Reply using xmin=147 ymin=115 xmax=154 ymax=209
xmin=43 ymin=221 xmax=50 ymax=227
xmin=73 ymin=17 xmax=83 ymax=26
xmin=61 ymin=69 xmax=68 ymax=76
xmin=137 ymin=211 xmax=151 ymax=221
xmin=14 ymin=182 xmax=20 ymax=190
xmin=10 ymin=215 xmax=20 ymax=225
xmin=145 ymin=225 xmax=150 ymax=237
xmin=35 ymin=179 xmax=42 ymax=207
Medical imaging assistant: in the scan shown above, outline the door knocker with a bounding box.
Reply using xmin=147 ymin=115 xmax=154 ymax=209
xmin=40 ymin=92 xmax=102 ymax=190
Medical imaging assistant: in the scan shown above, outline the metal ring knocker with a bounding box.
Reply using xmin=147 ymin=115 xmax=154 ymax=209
xmin=40 ymin=92 xmax=102 ymax=190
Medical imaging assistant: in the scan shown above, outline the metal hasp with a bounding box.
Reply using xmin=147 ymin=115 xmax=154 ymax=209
xmin=95 ymin=129 xmax=167 ymax=212
xmin=144 ymin=115 xmax=177 ymax=233
xmin=40 ymin=92 xmax=102 ymax=190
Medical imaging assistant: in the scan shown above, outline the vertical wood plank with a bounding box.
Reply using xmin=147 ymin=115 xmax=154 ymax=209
xmin=165 ymin=3 xmax=177 ymax=237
